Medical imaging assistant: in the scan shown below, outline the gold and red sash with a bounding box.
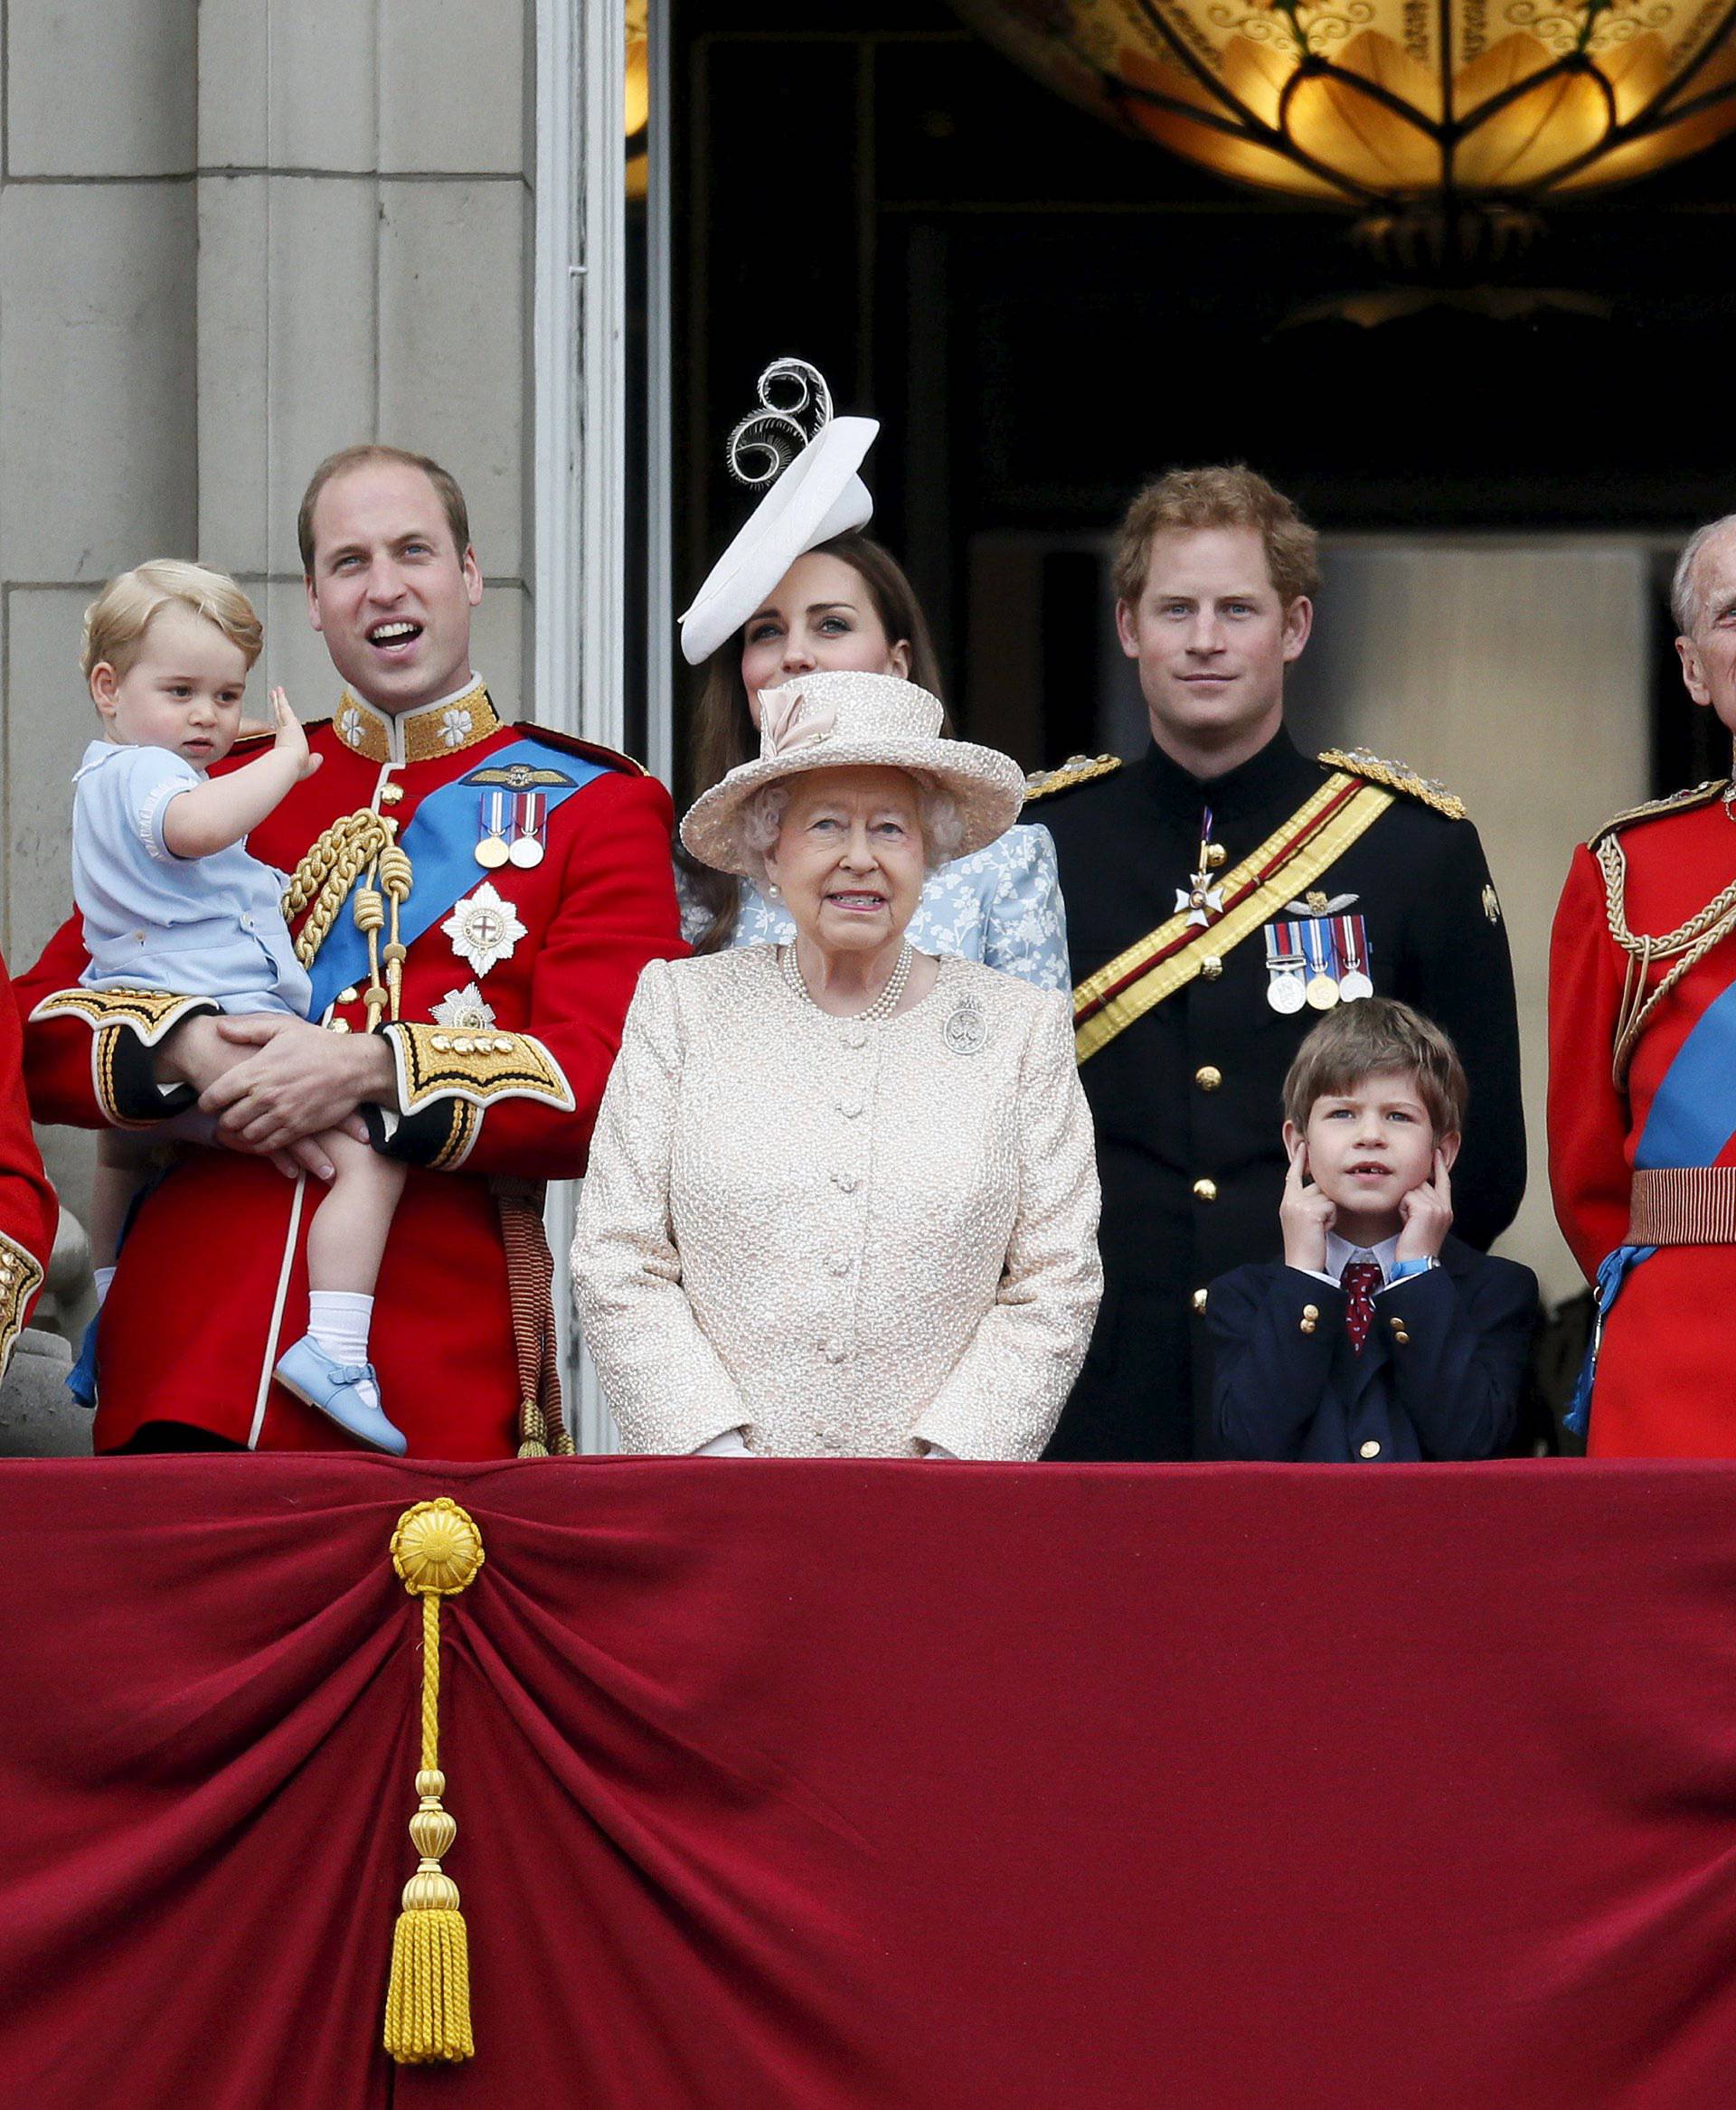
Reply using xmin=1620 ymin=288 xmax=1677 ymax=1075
xmin=1072 ymin=773 xmax=1394 ymax=1063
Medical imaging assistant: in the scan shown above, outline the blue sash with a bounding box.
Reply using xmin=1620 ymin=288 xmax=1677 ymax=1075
xmin=1568 ymin=983 xmax=1736 ymax=1436
xmin=302 ymin=739 xmax=606 ymax=1018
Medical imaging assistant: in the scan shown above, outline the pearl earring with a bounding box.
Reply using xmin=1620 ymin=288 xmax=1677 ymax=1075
xmin=765 ymin=882 xmax=782 ymax=899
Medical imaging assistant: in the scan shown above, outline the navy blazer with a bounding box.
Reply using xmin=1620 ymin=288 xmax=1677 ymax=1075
xmin=1207 ymin=1235 xmax=1538 ymax=1462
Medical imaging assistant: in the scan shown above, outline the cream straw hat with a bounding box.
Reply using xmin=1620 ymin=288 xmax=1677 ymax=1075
xmin=680 ymin=670 xmax=1027 ymax=879
xmin=678 ymin=359 xmax=877 ymax=667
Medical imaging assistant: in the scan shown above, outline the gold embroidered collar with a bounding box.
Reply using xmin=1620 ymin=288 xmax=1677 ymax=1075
xmin=334 ymin=680 xmax=500 ymax=765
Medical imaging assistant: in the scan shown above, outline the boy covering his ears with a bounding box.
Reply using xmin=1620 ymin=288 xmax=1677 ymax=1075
xmin=1208 ymin=999 xmax=1536 ymax=1462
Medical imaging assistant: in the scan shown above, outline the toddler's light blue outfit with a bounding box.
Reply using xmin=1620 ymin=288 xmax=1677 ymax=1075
xmin=72 ymin=740 xmax=311 ymax=1017
xmin=678 ymin=820 xmax=1072 ymax=992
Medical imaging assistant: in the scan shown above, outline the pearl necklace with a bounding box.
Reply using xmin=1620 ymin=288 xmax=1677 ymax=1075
xmin=781 ymin=940 xmax=912 ymax=1024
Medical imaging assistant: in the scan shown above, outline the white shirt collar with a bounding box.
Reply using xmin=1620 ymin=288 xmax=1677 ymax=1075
xmin=1326 ymin=1229 xmax=1402 ymax=1284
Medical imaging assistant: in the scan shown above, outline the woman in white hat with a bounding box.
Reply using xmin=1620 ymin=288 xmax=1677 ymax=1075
xmin=571 ymin=667 xmax=1101 ymax=1460
xmin=675 ymin=361 xmax=1069 ymax=991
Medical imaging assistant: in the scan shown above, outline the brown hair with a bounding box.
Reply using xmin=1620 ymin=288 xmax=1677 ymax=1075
xmin=1111 ymin=464 xmax=1320 ymax=610
xmin=297 ymin=444 xmax=471 ymax=574
xmin=1282 ymin=998 xmax=1467 ymax=1137
xmin=679 ymin=532 xmax=947 ymax=952
xmin=81 ymin=560 xmax=263 ymax=685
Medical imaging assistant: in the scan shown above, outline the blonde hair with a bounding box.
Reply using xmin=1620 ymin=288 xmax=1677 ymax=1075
xmin=1112 ymin=464 xmax=1320 ymax=610
xmin=1282 ymin=998 xmax=1467 ymax=1138
xmin=80 ymin=560 xmax=263 ymax=685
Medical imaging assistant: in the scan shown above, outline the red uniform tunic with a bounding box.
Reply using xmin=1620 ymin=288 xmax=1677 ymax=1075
xmin=17 ymin=683 xmax=682 ymax=1455
xmin=0 ymin=947 xmax=56 ymax=1376
xmin=1549 ymin=784 xmax=1736 ymax=1456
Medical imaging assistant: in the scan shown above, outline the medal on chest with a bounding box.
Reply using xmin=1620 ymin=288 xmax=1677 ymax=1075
xmin=1260 ymin=891 xmax=1376 ymax=1013
xmin=1175 ymin=807 xmax=1229 ymax=929
xmin=471 ymin=760 xmax=563 ymax=869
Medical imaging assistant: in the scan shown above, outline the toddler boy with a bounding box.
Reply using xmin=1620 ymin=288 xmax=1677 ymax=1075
xmin=1209 ymin=998 xmax=1536 ymax=1462
xmin=69 ymin=560 xmax=408 ymax=1453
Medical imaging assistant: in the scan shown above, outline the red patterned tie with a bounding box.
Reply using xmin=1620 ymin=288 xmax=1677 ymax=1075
xmin=1341 ymin=1260 xmax=1384 ymax=1354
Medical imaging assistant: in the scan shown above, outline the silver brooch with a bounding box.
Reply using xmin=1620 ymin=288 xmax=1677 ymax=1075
xmin=944 ymin=995 xmax=987 ymax=1056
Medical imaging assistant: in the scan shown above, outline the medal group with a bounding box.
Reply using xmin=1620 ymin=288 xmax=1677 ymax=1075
xmin=1262 ymin=892 xmax=1375 ymax=1013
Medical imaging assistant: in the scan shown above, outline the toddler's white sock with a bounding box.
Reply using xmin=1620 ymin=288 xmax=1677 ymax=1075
xmin=307 ymin=1291 xmax=380 ymax=1410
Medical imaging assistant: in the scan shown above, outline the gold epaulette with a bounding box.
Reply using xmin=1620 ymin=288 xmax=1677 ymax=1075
xmin=1022 ymin=754 xmax=1122 ymax=803
xmin=1317 ymin=748 xmax=1466 ymax=821
xmin=1586 ymin=778 xmax=1728 ymax=850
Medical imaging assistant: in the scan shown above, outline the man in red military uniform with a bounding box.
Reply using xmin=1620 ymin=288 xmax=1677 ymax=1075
xmin=0 ymin=948 xmax=56 ymax=1382
xmin=18 ymin=444 xmax=682 ymax=1455
xmin=1551 ymin=510 xmax=1736 ymax=1455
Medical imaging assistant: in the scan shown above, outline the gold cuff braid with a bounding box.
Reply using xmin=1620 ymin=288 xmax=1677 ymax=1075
xmin=0 ymin=1230 xmax=45 ymax=1381
xmin=29 ymin=986 xmax=220 ymax=1126
xmin=30 ymin=984 xmax=212 ymax=1044
xmin=385 ymin=1024 xmax=575 ymax=1116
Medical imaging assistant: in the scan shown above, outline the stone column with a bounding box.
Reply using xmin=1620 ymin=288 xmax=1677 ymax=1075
xmin=1 ymin=0 xmax=537 ymax=1212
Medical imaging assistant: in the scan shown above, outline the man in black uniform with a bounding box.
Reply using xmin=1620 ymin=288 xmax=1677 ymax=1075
xmin=1037 ymin=466 xmax=1524 ymax=1460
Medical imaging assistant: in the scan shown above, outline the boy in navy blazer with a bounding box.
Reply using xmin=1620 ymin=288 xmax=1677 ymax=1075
xmin=1209 ymin=999 xmax=1536 ymax=1462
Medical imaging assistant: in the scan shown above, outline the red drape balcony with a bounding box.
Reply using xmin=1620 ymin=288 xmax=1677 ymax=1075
xmin=2 ymin=1456 xmax=1732 ymax=2106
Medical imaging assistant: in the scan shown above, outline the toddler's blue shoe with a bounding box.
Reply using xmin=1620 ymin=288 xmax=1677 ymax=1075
xmin=65 ymin=1313 xmax=99 ymax=1408
xmin=274 ymin=1334 xmax=407 ymax=1455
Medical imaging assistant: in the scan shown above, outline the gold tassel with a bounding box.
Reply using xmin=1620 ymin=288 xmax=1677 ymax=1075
xmin=383 ymin=1500 xmax=486 ymax=2066
xmin=515 ymin=1396 xmax=549 ymax=1460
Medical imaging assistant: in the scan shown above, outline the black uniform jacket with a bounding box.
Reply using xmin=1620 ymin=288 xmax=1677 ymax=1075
xmin=1208 ymin=1237 xmax=1538 ymax=1463
xmin=1038 ymin=728 xmax=1525 ymax=1461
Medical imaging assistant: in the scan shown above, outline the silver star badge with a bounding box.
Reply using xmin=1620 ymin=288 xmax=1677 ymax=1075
xmin=441 ymin=881 xmax=527 ymax=979
xmin=431 ymin=982 xmax=499 ymax=1031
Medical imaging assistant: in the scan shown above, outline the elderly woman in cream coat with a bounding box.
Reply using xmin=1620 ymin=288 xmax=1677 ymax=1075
xmin=571 ymin=667 xmax=1101 ymax=1459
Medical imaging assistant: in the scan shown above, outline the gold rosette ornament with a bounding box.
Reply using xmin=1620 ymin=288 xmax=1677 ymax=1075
xmin=382 ymin=1499 xmax=486 ymax=2065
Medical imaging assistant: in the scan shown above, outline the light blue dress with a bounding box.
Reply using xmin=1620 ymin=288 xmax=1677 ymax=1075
xmin=679 ymin=820 xmax=1071 ymax=993
xmin=72 ymin=740 xmax=312 ymax=1016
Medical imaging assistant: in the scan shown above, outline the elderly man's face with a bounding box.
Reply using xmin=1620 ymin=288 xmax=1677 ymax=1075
xmin=762 ymin=766 xmax=926 ymax=959
xmin=1677 ymin=526 xmax=1736 ymax=734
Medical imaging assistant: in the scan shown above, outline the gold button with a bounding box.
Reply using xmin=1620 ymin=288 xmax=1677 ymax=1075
xmin=1300 ymin=1319 xmax=1316 ymax=1335
xmin=1204 ymin=843 xmax=1227 ymax=869
xmin=1192 ymin=1177 xmax=1217 ymax=1202
xmin=381 ymin=782 xmax=405 ymax=805
xmin=338 ymin=986 xmax=359 ymax=1005
xmin=1302 ymin=1304 xmax=1320 ymax=1321
xmin=328 ymin=1018 xmax=352 ymax=1034
xmin=1192 ymin=1287 xmax=1208 ymax=1313
xmin=453 ymin=1036 xmax=474 ymax=1054
xmin=494 ymin=1037 xmax=514 ymax=1053
xmin=430 ymin=1034 xmax=451 ymax=1052
xmin=1200 ymin=956 xmax=1222 ymax=982
xmin=1389 ymin=1315 xmax=1404 ymax=1332
xmin=1194 ymin=1065 xmax=1222 ymax=1092
xmin=1359 ymin=1439 xmax=1382 ymax=1459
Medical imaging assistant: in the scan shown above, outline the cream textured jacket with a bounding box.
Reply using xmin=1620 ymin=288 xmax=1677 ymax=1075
xmin=571 ymin=947 xmax=1102 ymax=1458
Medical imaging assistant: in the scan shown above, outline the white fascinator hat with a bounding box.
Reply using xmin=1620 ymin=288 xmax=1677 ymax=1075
xmin=678 ymin=358 xmax=879 ymax=667
xmin=680 ymin=669 xmax=1027 ymax=879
